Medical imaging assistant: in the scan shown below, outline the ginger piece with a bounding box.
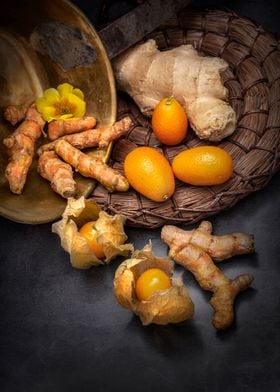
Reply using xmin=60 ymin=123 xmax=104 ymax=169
xmin=114 ymin=242 xmax=194 ymax=325
xmin=54 ymin=139 xmax=129 ymax=192
xmin=161 ymin=221 xmax=254 ymax=261
xmin=161 ymin=226 xmax=254 ymax=330
xmin=3 ymin=105 xmax=28 ymax=125
xmin=3 ymin=106 xmax=45 ymax=194
xmin=113 ymin=39 xmax=236 ymax=141
xmin=52 ymin=196 xmax=133 ymax=269
xmin=47 ymin=116 xmax=97 ymax=140
xmin=38 ymin=151 xmax=76 ymax=198
xmin=37 ymin=116 xmax=133 ymax=154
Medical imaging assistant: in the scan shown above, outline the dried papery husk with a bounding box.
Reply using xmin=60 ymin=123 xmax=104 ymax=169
xmin=94 ymin=212 xmax=134 ymax=262
xmin=52 ymin=196 xmax=133 ymax=269
xmin=114 ymin=242 xmax=194 ymax=325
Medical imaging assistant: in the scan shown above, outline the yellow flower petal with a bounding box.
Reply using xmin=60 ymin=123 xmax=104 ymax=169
xmin=36 ymin=90 xmax=60 ymax=121
xmin=57 ymin=83 xmax=74 ymax=97
xmin=43 ymin=88 xmax=60 ymax=104
xmin=73 ymin=88 xmax=84 ymax=100
xmin=39 ymin=105 xmax=58 ymax=122
xmin=67 ymin=93 xmax=86 ymax=118
xmin=60 ymin=113 xmax=75 ymax=120
xmin=36 ymin=96 xmax=47 ymax=114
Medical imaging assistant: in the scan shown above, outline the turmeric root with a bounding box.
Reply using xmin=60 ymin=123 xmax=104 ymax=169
xmin=3 ymin=105 xmax=28 ymax=125
xmin=161 ymin=221 xmax=254 ymax=261
xmin=161 ymin=226 xmax=254 ymax=330
xmin=54 ymin=140 xmax=129 ymax=192
xmin=37 ymin=116 xmax=133 ymax=155
xmin=3 ymin=106 xmax=45 ymax=194
xmin=38 ymin=151 xmax=76 ymax=198
xmin=113 ymin=39 xmax=236 ymax=141
xmin=47 ymin=116 xmax=97 ymax=140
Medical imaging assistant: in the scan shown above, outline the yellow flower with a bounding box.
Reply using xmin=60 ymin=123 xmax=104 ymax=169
xmin=36 ymin=83 xmax=86 ymax=122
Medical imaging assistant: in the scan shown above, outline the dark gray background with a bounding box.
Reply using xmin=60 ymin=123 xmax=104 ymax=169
xmin=1 ymin=1 xmax=280 ymax=391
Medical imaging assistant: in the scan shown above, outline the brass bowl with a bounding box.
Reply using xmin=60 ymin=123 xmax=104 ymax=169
xmin=0 ymin=0 xmax=116 ymax=224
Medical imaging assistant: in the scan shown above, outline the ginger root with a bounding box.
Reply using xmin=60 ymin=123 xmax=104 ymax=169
xmin=38 ymin=151 xmax=76 ymax=198
xmin=161 ymin=223 xmax=254 ymax=329
xmin=37 ymin=116 xmax=133 ymax=154
xmin=47 ymin=116 xmax=97 ymax=140
xmin=162 ymin=221 xmax=254 ymax=261
xmin=3 ymin=106 xmax=45 ymax=194
xmin=113 ymin=39 xmax=236 ymax=142
xmin=54 ymin=139 xmax=129 ymax=192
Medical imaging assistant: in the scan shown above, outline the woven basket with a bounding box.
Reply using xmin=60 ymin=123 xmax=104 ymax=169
xmin=92 ymin=7 xmax=280 ymax=229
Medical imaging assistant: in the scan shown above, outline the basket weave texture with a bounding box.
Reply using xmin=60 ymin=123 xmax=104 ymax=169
xmin=92 ymin=8 xmax=280 ymax=228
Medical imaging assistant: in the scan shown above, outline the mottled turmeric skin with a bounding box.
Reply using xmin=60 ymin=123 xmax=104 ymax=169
xmin=94 ymin=116 xmax=133 ymax=149
xmin=169 ymin=243 xmax=253 ymax=329
xmin=37 ymin=116 xmax=133 ymax=154
xmin=161 ymin=223 xmax=254 ymax=330
xmin=47 ymin=116 xmax=97 ymax=140
xmin=54 ymin=140 xmax=129 ymax=192
xmin=38 ymin=151 xmax=76 ymax=198
xmin=161 ymin=221 xmax=254 ymax=261
xmin=3 ymin=105 xmax=28 ymax=125
xmin=3 ymin=106 xmax=45 ymax=194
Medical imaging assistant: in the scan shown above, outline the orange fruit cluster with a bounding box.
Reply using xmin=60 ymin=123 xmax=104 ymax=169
xmin=123 ymin=96 xmax=234 ymax=202
xmin=123 ymin=145 xmax=233 ymax=202
xmin=151 ymin=96 xmax=188 ymax=145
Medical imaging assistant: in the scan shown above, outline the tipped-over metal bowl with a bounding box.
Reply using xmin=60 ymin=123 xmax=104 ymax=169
xmin=0 ymin=0 xmax=116 ymax=224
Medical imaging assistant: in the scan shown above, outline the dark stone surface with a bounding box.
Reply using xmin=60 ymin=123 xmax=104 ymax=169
xmin=1 ymin=1 xmax=280 ymax=391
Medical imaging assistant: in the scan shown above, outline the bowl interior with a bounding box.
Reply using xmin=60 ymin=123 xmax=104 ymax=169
xmin=0 ymin=0 xmax=116 ymax=224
